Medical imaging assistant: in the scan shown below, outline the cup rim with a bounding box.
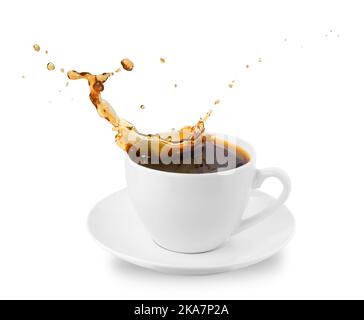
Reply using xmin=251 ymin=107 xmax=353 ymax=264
xmin=125 ymin=133 xmax=256 ymax=177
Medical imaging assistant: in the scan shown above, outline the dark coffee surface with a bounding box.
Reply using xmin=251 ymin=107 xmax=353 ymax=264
xmin=128 ymin=139 xmax=250 ymax=174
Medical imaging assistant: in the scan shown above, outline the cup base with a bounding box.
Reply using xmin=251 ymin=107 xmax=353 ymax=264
xmin=152 ymin=239 xmax=226 ymax=254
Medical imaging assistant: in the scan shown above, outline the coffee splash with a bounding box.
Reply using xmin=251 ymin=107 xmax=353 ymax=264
xmin=32 ymin=44 xmax=252 ymax=166
xmin=67 ymin=59 xmax=212 ymax=156
xmin=32 ymin=43 xmax=213 ymax=157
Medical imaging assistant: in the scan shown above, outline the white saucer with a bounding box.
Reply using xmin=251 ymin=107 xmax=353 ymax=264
xmin=88 ymin=189 xmax=295 ymax=275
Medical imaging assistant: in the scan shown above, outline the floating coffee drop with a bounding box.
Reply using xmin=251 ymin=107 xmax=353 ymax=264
xmin=214 ymin=99 xmax=220 ymax=105
xmin=115 ymin=68 xmax=122 ymax=73
xmin=140 ymin=104 xmax=145 ymax=110
xmin=258 ymin=57 xmax=262 ymax=63
xmin=45 ymin=50 xmax=49 ymax=54
xmin=121 ymin=59 xmax=134 ymax=71
xmin=33 ymin=44 xmax=40 ymax=52
xmin=228 ymin=80 xmax=235 ymax=88
xmin=47 ymin=62 xmax=55 ymax=71
xmin=60 ymin=68 xmax=65 ymax=73
xmin=203 ymin=109 xmax=213 ymax=121
xmin=160 ymin=58 xmax=166 ymax=64
xmin=174 ymin=84 xmax=177 ymax=88
xmin=246 ymin=64 xmax=250 ymax=69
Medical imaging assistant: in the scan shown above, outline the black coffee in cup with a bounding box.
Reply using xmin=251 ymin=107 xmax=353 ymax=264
xmin=128 ymin=136 xmax=250 ymax=174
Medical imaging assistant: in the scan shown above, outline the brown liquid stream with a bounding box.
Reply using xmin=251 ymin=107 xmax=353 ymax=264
xmin=67 ymin=62 xmax=212 ymax=156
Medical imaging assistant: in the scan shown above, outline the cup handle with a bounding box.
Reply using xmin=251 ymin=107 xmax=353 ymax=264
xmin=232 ymin=168 xmax=291 ymax=235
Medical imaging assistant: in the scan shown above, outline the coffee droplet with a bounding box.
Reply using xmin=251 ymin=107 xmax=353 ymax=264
xmin=45 ymin=50 xmax=48 ymax=54
xmin=160 ymin=58 xmax=166 ymax=64
xmin=140 ymin=104 xmax=145 ymax=110
xmin=47 ymin=62 xmax=55 ymax=71
xmin=258 ymin=57 xmax=262 ymax=63
xmin=121 ymin=59 xmax=134 ymax=71
xmin=174 ymin=84 xmax=178 ymax=88
xmin=33 ymin=44 xmax=40 ymax=52
xmin=246 ymin=64 xmax=250 ymax=69
xmin=115 ymin=68 xmax=121 ymax=73
xmin=22 ymin=75 xmax=26 ymax=79
xmin=214 ymin=99 xmax=220 ymax=105
xmin=228 ymin=80 xmax=235 ymax=88
xmin=60 ymin=68 xmax=65 ymax=73
xmin=203 ymin=109 xmax=213 ymax=122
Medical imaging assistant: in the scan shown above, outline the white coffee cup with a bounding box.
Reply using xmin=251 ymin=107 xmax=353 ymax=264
xmin=125 ymin=135 xmax=291 ymax=253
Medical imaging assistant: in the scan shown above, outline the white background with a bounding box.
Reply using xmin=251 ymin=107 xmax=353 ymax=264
xmin=1 ymin=0 xmax=363 ymax=299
